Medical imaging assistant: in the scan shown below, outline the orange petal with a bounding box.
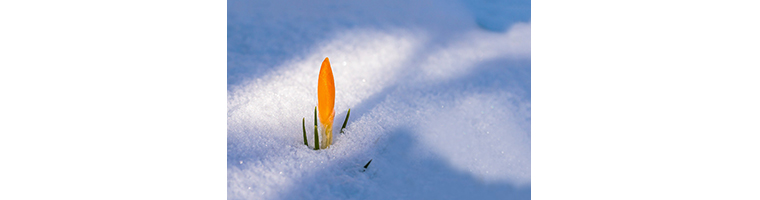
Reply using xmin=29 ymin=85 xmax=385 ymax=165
xmin=317 ymin=57 xmax=335 ymax=127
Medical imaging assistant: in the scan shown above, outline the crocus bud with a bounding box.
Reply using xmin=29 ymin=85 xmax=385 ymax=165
xmin=317 ymin=57 xmax=335 ymax=149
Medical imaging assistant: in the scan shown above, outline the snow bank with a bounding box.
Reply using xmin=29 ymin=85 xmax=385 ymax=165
xmin=228 ymin=0 xmax=530 ymax=199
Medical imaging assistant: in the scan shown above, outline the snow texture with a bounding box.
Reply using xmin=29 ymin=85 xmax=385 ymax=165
xmin=228 ymin=0 xmax=530 ymax=199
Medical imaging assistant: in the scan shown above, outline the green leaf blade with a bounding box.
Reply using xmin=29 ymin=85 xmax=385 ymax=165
xmin=340 ymin=108 xmax=351 ymax=134
xmin=302 ymin=118 xmax=308 ymax=146
xmin=314 ymin=107 xmax=319 ymax=150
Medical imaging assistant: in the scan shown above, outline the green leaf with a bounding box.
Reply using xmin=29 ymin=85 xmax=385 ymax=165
xmin=314 ymin=107 xmax=319 ymax=150
xmin=340 ymin=108 xmax=351 ymax=134
xmin=302 ymin=118 xmax=308 ymax=146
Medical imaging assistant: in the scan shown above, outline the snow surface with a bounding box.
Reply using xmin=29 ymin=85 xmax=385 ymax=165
xmin=228 ymin=0 xmax=530 ymax=199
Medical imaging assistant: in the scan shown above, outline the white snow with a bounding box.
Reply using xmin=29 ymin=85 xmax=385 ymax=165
xmin=228 ymin=0 xmax=530 ymax=199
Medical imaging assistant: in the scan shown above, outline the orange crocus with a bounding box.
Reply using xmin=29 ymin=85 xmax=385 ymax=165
xmin=317 ymin=57 xmax=335 ymax=149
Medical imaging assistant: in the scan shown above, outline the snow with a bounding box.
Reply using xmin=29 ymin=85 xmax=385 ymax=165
xmin=228 ymin=0 xmax=530 ymax=199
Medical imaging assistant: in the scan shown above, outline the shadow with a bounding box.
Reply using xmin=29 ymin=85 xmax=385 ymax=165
xmin=418 ymin=57 xmax=532 ymax=136
xmin=275 ymin=127 xmax=530 ymax=200
xmin=227 ymin=0 xmax=531 ymax=89
xmin=341 ymin=57 xmax=531 ymax=135
xmin=333 ymin=54 xmax=531 ymax=140
xmin=464 ymin=0 xmax=531 ymax=32
xmin=427 ymin=58 xmax=531 ymax=102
